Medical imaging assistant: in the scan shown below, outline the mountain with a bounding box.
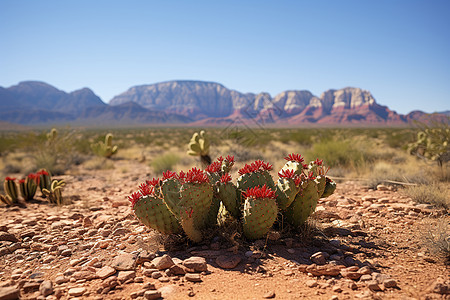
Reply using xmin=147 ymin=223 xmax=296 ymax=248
xmin=0 ymin=80 xmax=447 ymax=127
xmin=0 ymin=81 xmax=189 ymax=125
xmin=110 ymin=81 xmax=421 ymax=126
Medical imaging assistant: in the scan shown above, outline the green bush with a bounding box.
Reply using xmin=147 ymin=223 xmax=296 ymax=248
xmin=151 ymin=153 xmax=180 ymax=174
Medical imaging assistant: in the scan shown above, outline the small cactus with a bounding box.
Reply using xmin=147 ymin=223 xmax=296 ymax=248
xmin=4 ymin=177 xmax=19 ymax=204
xmin=0 ymin=194 xmax=14 ymax=206
xmin=187 ymin=130 xmax=211 ymax=166
xmin=19 ymin=173 xmax=39 ymax=201
xmin=37 ymin=169 xmax=52 ymax=198
xmin=91 ymin=133 xmax=118 ymax=158
xmin=46 ymin=128 xmax=58 ymax=141
xmin=42 ymin=179 xmax=65 ymax=205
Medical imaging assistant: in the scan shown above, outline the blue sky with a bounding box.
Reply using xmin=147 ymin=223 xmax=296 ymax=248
xmin=1 ymin=0 xmax=449 ymax=114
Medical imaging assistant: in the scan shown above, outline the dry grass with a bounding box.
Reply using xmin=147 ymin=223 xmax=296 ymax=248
xmin=402 ymin=182 xmax=450 ymax=209
xmin=150 ymin=153 xmax=180 ymax=174
xmin=421 ymin=218 xmax=450 ymax=262
xmin=83 ymin=157 xmax=115 ymax=170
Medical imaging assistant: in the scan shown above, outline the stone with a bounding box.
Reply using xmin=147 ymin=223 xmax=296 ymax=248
xmin=305 ymin=264 xmax=342 ymax=277
xmin=263 ymin=291 xmax=276 ymax=298
xmin=168 ymin=264 xmax=186 ymax=276
xmin=111 ymin=252 xmax=137 ymax=271
xmin=97 ymin=266 xmax=116 ymax=279
xmin=118 ymin=270 xmax=136 ymax=283
xmin=428 ymin=278 xmax=449 ymax=294
xmin=383 ymin=278 xmax=397 ymax=288
xmin=39 ymin=280 xmax=53 ymax=297
xmin=310 ymin=252 xmax=329 ymax=265
xmin=183 ymin=256 xmax=207 ymax=272
xmin=68 ymin=287 xmax=86 ymax=297
xmin=151 ymin=271 xmax=163 ymax=279
xmin=215 ymin=255 xmax=241 ymax=269
xmin=0 ymin=232 xmax=18 ymax=243
xmin=54 ymin=275 xmax=68 ymax=285
xmin=112 ymin=228 xmax=131 ymax=236
xmin=152 ymin=254 xmax=174 ymax=270
xmin=0 ymin=286 xmax=20 ymax=300
xmin=367 ymin=280 xmax=382 ymax=291
xmin=23 ymin=282 xmax=41 ymax=293
xmin=137 ymin=250 xmax=155 ymax=265
xmin=306 ymin=280 xmax=318 ymax=288
xmin=340 ymin=269 xmax=361 ymax=280
xmin=185 ymin=273 xmax=202 ymax=282
xmin=144 ymin=290 xmax=162 ymax=300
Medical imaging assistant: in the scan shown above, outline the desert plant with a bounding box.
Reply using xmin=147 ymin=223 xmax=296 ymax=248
xmin=187 ymin=130 xmax=211 ymax=166
xmin=3 ymin=177 xmax=19 ymax=205
xmin=402 ymin=183 xmax=449 ymax=209
xmin=407 ymin=119 xmax=450 ymax=167
xmin=151 ymin=153 xmax=180 ymax=174
xmin=42 ymin=179 xmax=66 ymax=205
xmin=129 ymin=153 xmax=336 ymax=242
xmin=422 ymin=219 xmax=450 ymax=261
xmin=91 ymin=133 xmax=118 ymax=158
xmin=37 ymin=169 xmax=52 ymax=197
xmin=19 ymin=173 xmax=39 ymax=201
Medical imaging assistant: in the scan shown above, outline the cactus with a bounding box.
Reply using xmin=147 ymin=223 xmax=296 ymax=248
xmin=19 ymin=173 xmax=39 ymax=201
xmin=42 ymin=179 xmax=65 ymax=205
xmin=0 ymin=194 xmax=14 ymax=206
xmin=46 ymin=128 xmax=58 ymax=141
xmin=37 ymin=169 xmax=52 ymax=197
xmin=242 ymin=185 xmax=278 ymax=239
xmin=187 ymin=130 xmax=211 ymax=166
xmin=129 ymin=153 xmax=337 ymax=242
xmin=4 ymin=177 xmax=19 ymax=204
xmin=91 ymin=133 xmax=118 ymax=158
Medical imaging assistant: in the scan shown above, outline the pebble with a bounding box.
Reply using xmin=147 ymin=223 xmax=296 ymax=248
xmin=144 ymin=290 xmax=162 ymax=300
xmin=215 ymin=255 xmax=241 ymax=269
xmin=118 ymin=270 xmax=136 ymax=283
xmin=263 ymin=290 xmax=276 ymax=298
xmin=185 ymin=273 xmax=202 ymax=282
xmin=68 ymin=287 xmax=86 ymax=297
xmin=152 ymin=254 xmax=174 ymax=270
xmin=0 ymin=286 xmax=20 ymax=299
xmin=383 ymin=278 xmax=397 ymax=288
xmin=39 ymin=280 xmax=53 ymax=297
xmin=310 ymin=252 xmax=329 ymax=265
xmin=54 ymin=275 xmax=69 ymax=284
xmin=111 ymin=252 xmax=137 ymax=271
xmin=96 ymin=266 xmax=116 ymax=279
xmin=306 ymin=280 xmax=318 ymax=288
xmin=183 ymin=256 xmax=208 ymax=272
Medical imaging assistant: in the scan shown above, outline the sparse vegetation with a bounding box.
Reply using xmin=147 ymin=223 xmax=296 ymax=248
xmin=150 ymin=153 xmax=180 ymax=174
xmin=402 ymin=183 xmax=449 ymax=209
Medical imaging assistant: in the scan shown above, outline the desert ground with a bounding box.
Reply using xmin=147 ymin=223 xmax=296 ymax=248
xmin=0 ymin=127 xmax=449 ymax=300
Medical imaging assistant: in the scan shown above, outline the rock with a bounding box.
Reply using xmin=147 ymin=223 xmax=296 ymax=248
xmin=168 ymin=264 xmax=186 ymax=276
xmin=267 ymin=231 xmax=281 ymax=241
xmin=68 ymin=287 xmax=86 ymax=297
xmin=340 ymin=269 xmax=362 ymax=280
xmin=306 ymin=280 xmax=318 ymax=288
xmin=215 ymin=255 xmax=241 ymax=269
xmin=367 ymin=280 xmax=382 ymax=291
xmin=428 ymin=278 xmax=449 ymax=294
xmin=111 ymin=252 xmax=137 ymax=271
xmin=144 ymin=290 xmax=162 ymax=300
xmin=60 ymin=249 xmax=72 ymax=257
xmin=23 ymin=282 xmax=40 ymax=293
xmin=112 ymin=200 xmax=129 ymax=207
xmin=142 ymin=282 xmax=156 ymax=290
xmin=118 ymin=270 xmax=136 ymax=283
xmin=310 ymin=252 xmax=329 ymax=265
xmin=137 ymin=250 xmax=155 ymax=265
xmin=97 ymin=266 xmax=116 ymax=279
xmin=376 ymin=184 xmax=389 ymax=191
xmin=305 ymin=264 xmax=342 ymax=276
xmin=39 ymin=280 xmax=53 ymax=297
xmin=151 ymin=271 xmax=163 ymax=279
xmin=383 ymin=278 xmax=397 ymax=288
xmin=0 ymin=233 xmax=18 ymax=243
xmin=71 ymin=270 xmax=97 ymax=281
xmin=152 ymin=254 xmax=174 ymax=270
xmin=54 ymin=275 xmax=68 ymax=285
xmin=185 ymin=273 xmax=202 ymax=282
xmin=263 ymin=291 xmax=276 ymax=298
xmin=112 ymin=228 xmax=131 ymax=236
xmin=0 ymin=286 xmax=20 ymax=300
xmin=183 ymin=256 xmax=207 ymax=272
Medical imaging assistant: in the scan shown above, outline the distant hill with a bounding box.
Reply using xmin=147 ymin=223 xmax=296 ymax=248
xmin=0 ymin=80 xmax=447 ymax=127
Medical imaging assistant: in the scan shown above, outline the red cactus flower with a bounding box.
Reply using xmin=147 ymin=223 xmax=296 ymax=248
xmin=307 ymin=172 xmax=316 ymax=180
xmin=177 ymin=170 xmax=186 ymax=182
xmin=36 ymin=170 xmax=49 ymax=176
xmin=185 ymin=207 xmax=194 ymax=218
xmin=19 ymin=179 xmax=25 ymax=184
xmin=294 ymin=176 xmax=303 ymax=186
xmin=284 ymin=153 xmax=305 ymax=163
xmin=185 ymin=167 xmax=209 ymax=184
xmin=220 ymin=173 xmax=232 ymax=183
xmin=205 ymin=161 xmax=221 ymax=173
xmin=278 ymin=169 xmax=296 ymax=179
xmin=238 ymin=160 xmax=273 ymax=175
xmin=5 ymin=177 xmax=16 ymax=181
xmin=146 ymin=178 xmax=160 ymax=187
xmin=27 ymin=173 xmax=40 ymax=185
xmin=242 ymin=184 xmax=276 ymax=199
xmin=217 ymin=156 xmax=224 ymax=163
xmin=225 ymin=155 xmax=235 ymax=163
xmin=128 ymin=192 xmax=142 ymax=207
xmin=162 ymin=170 xmax=176 ymax=181
xmin=139 ymin=183 xmax=154 ymax=196
xmin=313 ymin=159 xmax=323 ymax=166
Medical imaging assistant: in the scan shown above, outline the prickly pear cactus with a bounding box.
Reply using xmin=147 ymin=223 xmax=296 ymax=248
xmin=217 ymin=174 xmax=240 ymax=218
xmin=187 ymin=130 xmax=211 ymax=165
xmin=284 ymin=178 xmax=319 ymax=227
xmin=131 ymin=179 xmax=181 ymax=234
xmin=242 ymin=185 xmax=278 ymax=239
xmin=237 ymin=160 xmax=275 ymax=193
xmin=275 ymin=169 xmax=302 ymax=210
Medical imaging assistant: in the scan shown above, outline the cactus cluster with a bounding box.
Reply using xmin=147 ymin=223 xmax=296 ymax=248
xmin=407 ymin=124 xmax=450 ymax=167
xmin=91 ymin=133 xmax=118 ymax=158
xmin=129 ymin=153 xmax=336 ymax=242
xmin=0 ymin=169 xmax=66 ymax=206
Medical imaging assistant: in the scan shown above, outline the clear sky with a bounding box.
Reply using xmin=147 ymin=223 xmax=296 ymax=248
xmin=1 ymin=0 xmax=449 ymax=114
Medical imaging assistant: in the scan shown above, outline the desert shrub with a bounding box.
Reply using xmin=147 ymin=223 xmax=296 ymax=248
xmin=402 ymin=183 xmax=449 ymax=209
xmin=422 ymin=219 xmax=450 ymax=261
xmin=84 ymin=157 xmax=115 ymax=170
xmin=151 ymin=153 xmax=180 ymax=174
